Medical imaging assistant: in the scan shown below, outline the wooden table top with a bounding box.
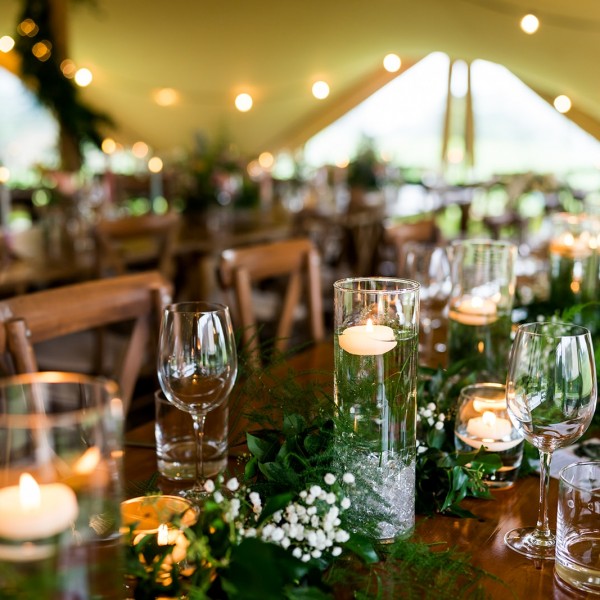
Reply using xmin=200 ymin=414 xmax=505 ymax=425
xmin=123 ymin=341 xmax=585 ymax=600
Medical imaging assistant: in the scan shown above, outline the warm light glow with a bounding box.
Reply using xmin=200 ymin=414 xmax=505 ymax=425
xmin=258 ymin=151 xmax=274 ymax=170
xmin=32 ymin=41 xmax=52 ymax=62
xmin=19 ymin=473 xmax=40 ymax=511
xmin=153 ymin=87 xmax=179 ymax=107
xmin=0 ymin=166 xmax=9 ymax=183
xmin=0 ymin=36 xmax=15 ymax=53
xmin=554 ymin=94 xmax=572 ymax=113
xmin=157 ymin=523 xmax=169 ymax=546
xmin=101 ymin=138 xmax=117 ymax=155
xmin=447 ymin=147 xmax=464 ymax=164
xmin=312 ymin=80 xmax=330 ymax=100
xmin=235 ymin=93 xmax=253 ymax=112
xmin=246 ymin=160 xmax=262 ymax=178
xmin=383 ymin=53 xmax=401 ymax=73
xmin=17 ymin=19 xmax=38 ymax=37
xmin=60 ymin=59 xmax=77 ymax=79
xmin=148 ymin=156 xmax=163 ymax=173
xmin=520 ymin=14 xmax=540 ymax=34
xmin=335 ymin=157 xmax=349 ymax=169
xmin=482 ymin=411 xmax=496 ymax=428
xmin=73 ymin=447 xmax=101 ymax=475
xmin=132 ymin=141 xmax=149 ymax=158
xmin=74 ymin=67 xmax=93 ymax=87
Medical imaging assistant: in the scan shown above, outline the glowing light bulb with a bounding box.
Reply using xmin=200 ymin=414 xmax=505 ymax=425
xmin=0 ymin=36 xmax=15 ymax=53
xmin=520 ymin=14 xmax=539 ymax=34
xmin=153 ymin=87 xmax=179 ymax=107
xmin=554 ymin=95 xmax=572 ymax=113
xmin=235 ymin=93 xmax=253 ymax=112
xmin=258 ymin=151 xmax=274 ymax=169
xmin=148 ymin=156 xmax=163 ymax=173
xmin=74 ymin=68 xmax=93 ymax=87
xmin=383 ymin=53 xmax=401 ymax=73
xmin=312 ymin=81 xmax=329 ymax=99
xmin=102 ymin=138 xmax=117 ymax=155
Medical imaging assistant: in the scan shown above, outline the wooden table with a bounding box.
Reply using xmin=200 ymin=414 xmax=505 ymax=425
xmin=122 ymin=342 xmax=581 ymax=600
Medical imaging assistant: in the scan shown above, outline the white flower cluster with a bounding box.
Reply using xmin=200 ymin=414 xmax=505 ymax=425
xmin=203 ymin=473 xmax=354 ymax=564
xmin=416 ymin=401 xmax=446 ymax=453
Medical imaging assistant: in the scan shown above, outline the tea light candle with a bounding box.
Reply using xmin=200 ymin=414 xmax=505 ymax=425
xmin=549 ymin=231 xmax=593 ymax=259
xmin=339 ymin=318 xmax=397 ymax=356
xmin=0 ymin=473 xmax=78 ymax=541
xmin=458 ymin=410 xmax=522 ymax=452
xmin=448 ymin=295 xmax=497 ymax=326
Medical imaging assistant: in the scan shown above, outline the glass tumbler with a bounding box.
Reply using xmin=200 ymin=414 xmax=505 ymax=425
xmin=0 ymin=372 xmax=124 ymax=599
xmin=333 ymin=277 xmax=419 ymax=542
xmin=447 ymin=239 xmax=517 ymax=381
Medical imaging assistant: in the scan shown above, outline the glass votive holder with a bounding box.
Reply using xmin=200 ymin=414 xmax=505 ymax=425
xmin=549 ymin=212 xmax=599 ymax=309
xmin=121 ymin=495 xmax=199 ymax=589
xmin=0 ymin=372 xmax=124 ymax=598
xmin=447 ymin=239 xmax=517 ymax=382
xmin=454 ymin=383 xmax=524 ymax=489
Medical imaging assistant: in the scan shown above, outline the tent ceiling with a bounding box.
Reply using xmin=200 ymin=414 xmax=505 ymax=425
xmin=1 ymin=0 xmax=600 ymax=158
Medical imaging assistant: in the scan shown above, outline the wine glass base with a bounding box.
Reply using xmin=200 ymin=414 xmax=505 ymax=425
xmin=178 ymin=487 xmax=210 ymax=506
xmin=504 ymin=527 xmax=556 ymax=560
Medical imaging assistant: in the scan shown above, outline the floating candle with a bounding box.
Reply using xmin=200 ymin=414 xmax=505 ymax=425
xmin=448 ymin=295 xmax=497 ymax=326
xmin=549 ymin=231 xmax=593 ymax=260
xmin=0 ymin=473 xmax=78 ymax=541
xmin=338 ymin=319 xmax=397 ymax=356
xmin=457 ymin=410 xmax=522 ymax=452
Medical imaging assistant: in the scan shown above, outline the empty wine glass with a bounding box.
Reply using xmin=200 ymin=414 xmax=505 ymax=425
xmin=504 ymin=321 xmax=597 ymax=560
xmin=157 ymin=302 xmax=237 ymax=502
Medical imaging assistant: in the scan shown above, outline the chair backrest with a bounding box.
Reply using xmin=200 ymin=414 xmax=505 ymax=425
xmin=218 ymin=237 xmax=325 ymax=366
xmin=94 ymin=211 xmax=181 ymax=280
xmin=0 ymin=271 xmax=172 ymax=414
xmin=383 ymin=217 xmax=439 ymax=275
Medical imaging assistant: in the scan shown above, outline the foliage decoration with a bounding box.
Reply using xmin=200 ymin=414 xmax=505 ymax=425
xmin=14 ymin=0 xmax=111 ymax=169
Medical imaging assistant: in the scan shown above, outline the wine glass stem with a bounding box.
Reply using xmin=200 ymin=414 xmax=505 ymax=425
xmin=191 ymin=412 xmax=207 ymax=489
xmin=536 ymin=450 xmax=553 ymax=539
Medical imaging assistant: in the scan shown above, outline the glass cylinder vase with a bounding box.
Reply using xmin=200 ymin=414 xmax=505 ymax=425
xmin=549 ymin=212 xmax=599 ymax=311
xmin=333 ymin=277 xmax=419 ymax=542
xmin=0 ymin=372 xmax=125 ymax=599
xmin=447 ymin=239 xmax=516 ymax=382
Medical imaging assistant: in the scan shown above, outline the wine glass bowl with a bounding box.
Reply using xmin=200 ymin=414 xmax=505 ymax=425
xmin=504 ymin=321 xmax=597 ymax=560
xmin=157 ymin=302 xmax=237 ymax=501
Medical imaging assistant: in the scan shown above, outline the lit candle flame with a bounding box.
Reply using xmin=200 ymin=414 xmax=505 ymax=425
xmin=157 ymin=523 xmax=169 ymax=546
xmin=482 ymin=411 xmax=496 ymax=428
xmin=19 ymin=473 xmax=41 ymax=511
xmin=365 ymin=318 xmax=373 ymax=333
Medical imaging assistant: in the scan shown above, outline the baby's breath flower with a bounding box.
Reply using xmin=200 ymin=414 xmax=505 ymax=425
xmin=324 ymin=473 xmax=336 ymax=485
xmin=341 ymin=497 xmax=351 ymax=510
xmin=213 ymin=491 xmax=223 ymax=503
xmin=332 ymin=546 xmax=342 ymax=557
xmin=226 ymin=477 xmax=239 ymax=491
xmin=342 ymin=473 xmax=355 ymax=485
xmin=434 ymin=421 xmax=444 ymax=430
xmin=204 ymin=479 xmax=215 ymax=493
xmin=427 ymin=402 xmax=436 ymax=411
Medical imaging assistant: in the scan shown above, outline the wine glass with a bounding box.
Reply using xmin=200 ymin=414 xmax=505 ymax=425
xmin=504 ymin=321 xmax=597 ymax=560
xmin=157 ymin=302 xmax=238 ymax=501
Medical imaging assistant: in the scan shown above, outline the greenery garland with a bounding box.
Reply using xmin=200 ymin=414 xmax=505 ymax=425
xmin=14 ymin=0 xmax=111 ymax=169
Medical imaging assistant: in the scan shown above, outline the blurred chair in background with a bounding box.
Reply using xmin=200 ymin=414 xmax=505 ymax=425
xmin=94 ymin=211 xmax=181 ymax=281
xmin=218 ymin=237 xmax=325 ymax=367
xmin=0 ymin=270 xmax=172 ymax=422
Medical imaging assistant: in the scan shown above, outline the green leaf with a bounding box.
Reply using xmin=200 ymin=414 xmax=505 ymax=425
xmin=283 ymin=413 xmax=307 ymax=436
xmin=258 ymin=461 xmax=300 ymax=487
xmin=344 ymin=534 xmax=380 ymax=564
xmin=258 ymin=491 xmax=295 ymax=524
xmin=247 ymin=432 xmax=280 ymax=462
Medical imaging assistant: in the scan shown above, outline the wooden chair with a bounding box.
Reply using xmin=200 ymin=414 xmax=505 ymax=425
xmin=383 ymin=217 xmax=440 ymax=276
xmin=0 ymin=271 xmax=172 ymax=415
xmin=93 ymin=211 xmax=181 ymax=280
xmin=218 ymin=237 xmax=325 ymax=367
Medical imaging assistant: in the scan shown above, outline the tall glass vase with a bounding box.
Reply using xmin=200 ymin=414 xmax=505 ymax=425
xmin=447 ymin=239 xmax=516 ymax=382
xmin=0 ymin=372 xmax=125 ymax=599
xmin=333 ymin=277 xmax=419 ymax=542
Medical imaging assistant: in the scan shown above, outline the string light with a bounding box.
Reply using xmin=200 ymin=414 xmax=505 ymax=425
xmin=153 ymin=87 xmax=179 ymax=107
xmin=74 ymin=67 xmax=93 ymax=87
xmin=520 ymin=14 xmax=540 ymax=34
xmin=101 ymin=138 xmax=117 ymax=154
xmin=0 ymin=36 xmax=15 ymax=53
xmin=312 ymin=81 xmax=330 ymax=99
xmin=554 ymin=95 xmax=572 ymax=113
xmin=383 ymin=53 xmax=402 ymax=73
xmin=132 ymin=141 xmax=149 ymax=158
xmin=148 ymin=156 xmax=163 ymax=173
xmin=32 ymin=40 xmax=52 ymax=61
xmin=60 ymin=59 xmax=77 ymax=78
xmin=17 ymin=19 xmax=38 ymax=37
xmin=258 ymin=151 xmax=274 ymax=170
xmin=235 ymin=93 xmax=253 ymax=112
